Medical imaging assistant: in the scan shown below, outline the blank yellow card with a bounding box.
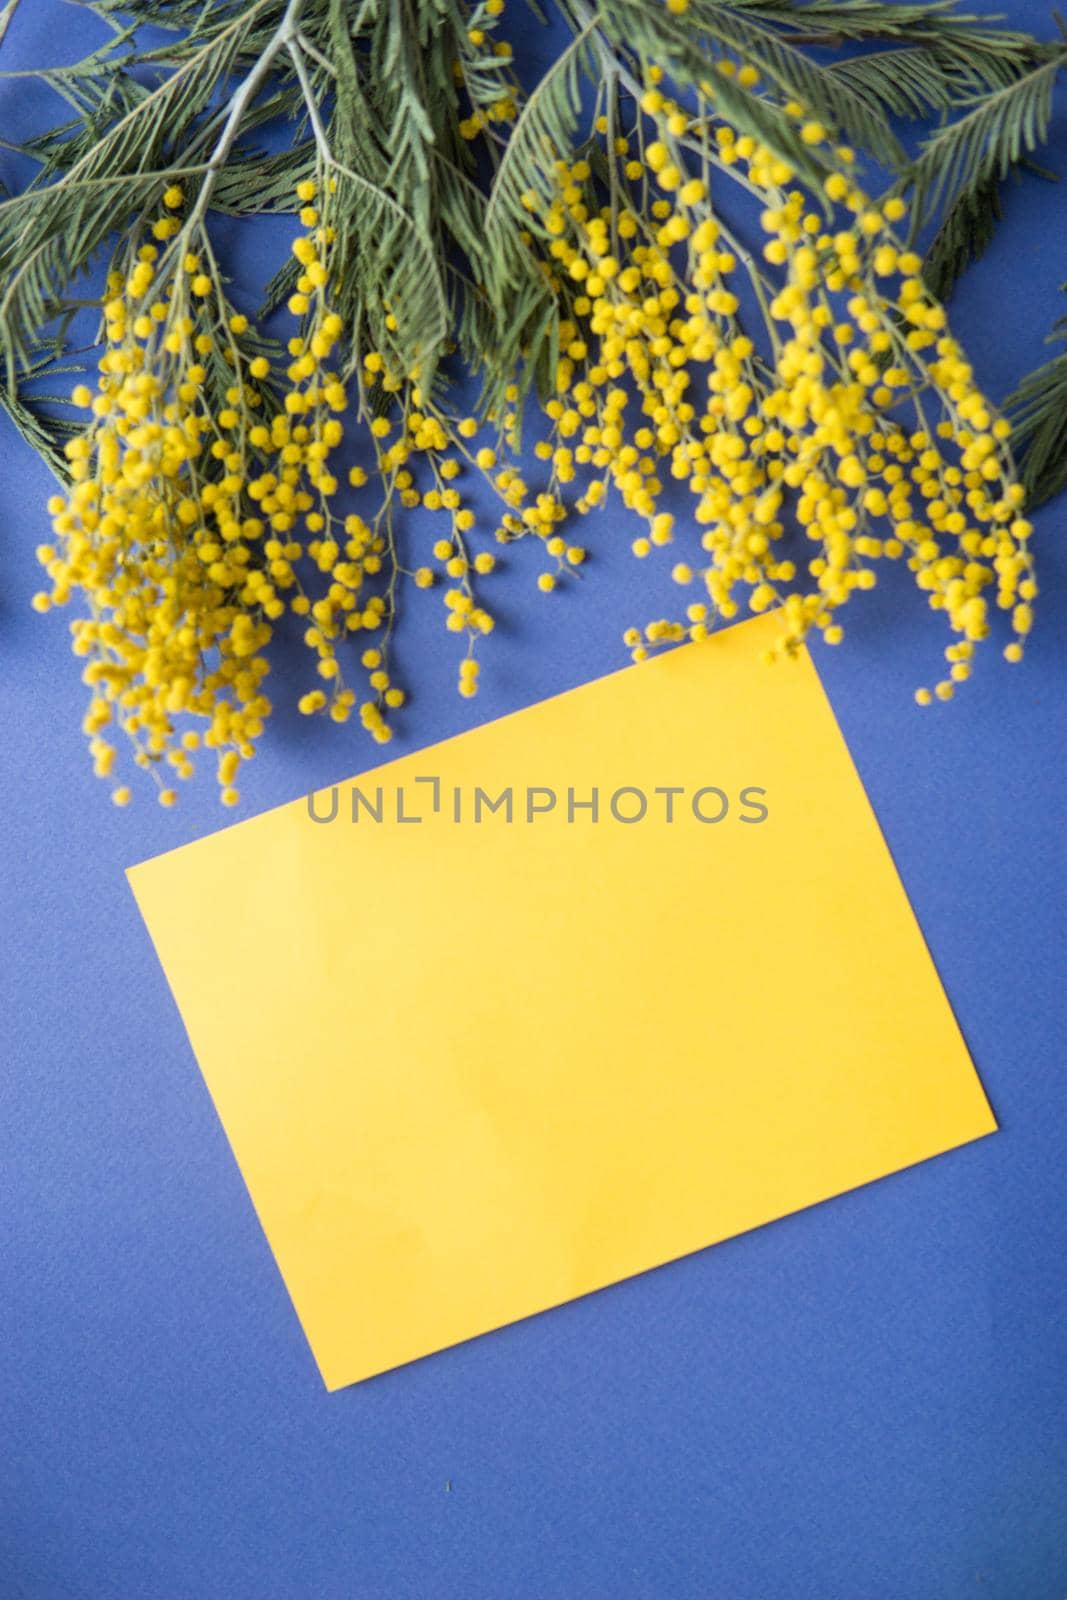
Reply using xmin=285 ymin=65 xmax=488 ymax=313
xmin=128 ymin=612 xmax=995 ymax=1390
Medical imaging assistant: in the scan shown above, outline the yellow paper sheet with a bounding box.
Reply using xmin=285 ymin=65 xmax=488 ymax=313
xmin=128 ymin=612 xmax=995 ymax=1390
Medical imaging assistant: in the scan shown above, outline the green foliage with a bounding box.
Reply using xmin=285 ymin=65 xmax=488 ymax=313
xmin=670 ymin=0 xmax=909 ymax=164
xmin=479 ymin=24 xmax=592 ymax=406
xmin=1005 ymin=289 xmax=1067 ymax=507
xmin=732 ymin=0 xmax=1039 ymax=77
xmin=0 ymin=2 xmax=284 ymax=379
xmin=0 ymin=346 xmax=84 ymax=481
xmin=484 ymin=27 xmax=593 ymax=279
xmin=909 ymin=47 xmax=1067 ymax=224
xmin=830 ymin=46 xmax=999 ymax=117
xmin=0 ymin=0 xmax=1065 ymax=498
xmin=905 ymin=44 xmax=1065 ymax=306
xmin=920 ymin=166 xmax=1005 ymax=303
xmin=577 ymin=0 xmax=836 ymax=191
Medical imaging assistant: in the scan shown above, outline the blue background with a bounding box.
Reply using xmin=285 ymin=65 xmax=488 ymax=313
xmin=2 ymin=3 xmax=1066 ymax=1595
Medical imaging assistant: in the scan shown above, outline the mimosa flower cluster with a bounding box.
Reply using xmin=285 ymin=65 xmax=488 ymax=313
xmin=34 ymin=182 xmax=525 ymax=804
xmin=32 ymin=72 xmax=1036 ymax=806
xmin=528 ymin=72 xmax=1035 ymax=692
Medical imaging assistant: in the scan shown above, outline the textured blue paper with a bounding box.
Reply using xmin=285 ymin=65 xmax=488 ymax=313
xmin=1 ymin=4 xmax=1066 ymax=1595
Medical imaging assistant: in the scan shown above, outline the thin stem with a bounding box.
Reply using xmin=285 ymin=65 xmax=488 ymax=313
xmin=295 ymin=32 xmax=336 ymax=77
xmin=181 ymin=0 xmax=307 ymax=242
xmin=0 ymin=0 xmax=22 ymax=49
xmin=287 ymin=35 xmax=331 ymax=157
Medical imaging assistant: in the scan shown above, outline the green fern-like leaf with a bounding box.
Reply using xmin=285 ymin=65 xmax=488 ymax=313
xmin=827 ymin=46 xmax=964 ymax=116
xmin=724 ymin=0 xmax=1040 ymax=83
xmin=0 ymin=5 xmax=275 ymax=381
xmin=909 ymin=48 xmax=1067 ymax=225
xmin=920 ymin=166 xmax=1005 ymax=301
xmin=1005 ymin=302 xmax=1067 ymax=507
xmin=583 ymin=0 xmax=835 ymax=191
xmin=0 ymin=343 xmax=86 ymax=482
xmin=483 ymin=24 xmax=594 ymax=281
xmin=682 ymin=0 xmax=907 ymax=165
